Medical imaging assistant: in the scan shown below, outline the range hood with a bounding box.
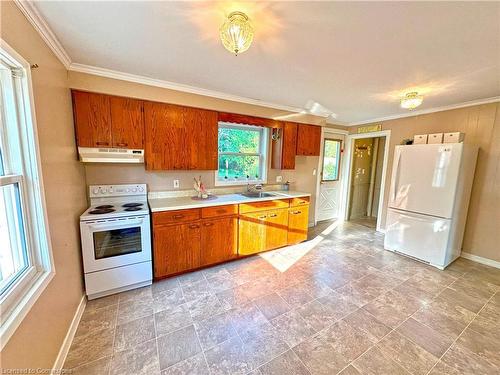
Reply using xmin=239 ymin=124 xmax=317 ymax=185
xmin=78 ymin=147 xmax=144 ymax=163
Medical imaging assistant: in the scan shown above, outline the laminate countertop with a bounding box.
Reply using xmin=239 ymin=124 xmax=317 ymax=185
xmin=148 ymin=190 xmax=311 ymax=212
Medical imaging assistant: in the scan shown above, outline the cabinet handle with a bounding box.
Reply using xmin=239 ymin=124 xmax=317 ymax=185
xmin=188 ymin=224 xmax=200 ymax=229
xmin=216 ymin=209 xmax=226 ymax=214
xmin=292 ymin=211 xmax=302 ymax=215
xmin=268 ymin=213 xmax=278 ymax=218
xmin=96 ymin=141 xmax=109 ymax=146
xmin=116 ymin=142 xmax=128 ymax=147
xmin=203 ymin=222 xmax=214 ymax=227
xmin=173 ymin=214 xmax=184 ymax=219
xmin=258 ymin=215 xmax=267 ymax=220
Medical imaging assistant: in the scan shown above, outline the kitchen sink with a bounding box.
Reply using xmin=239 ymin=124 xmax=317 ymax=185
xmin=239 ymin=192 xmax=275 ymax=198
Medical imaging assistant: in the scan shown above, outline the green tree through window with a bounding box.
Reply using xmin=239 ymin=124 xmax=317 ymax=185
xmin=217 ymin=124 xmax=268 ymax=183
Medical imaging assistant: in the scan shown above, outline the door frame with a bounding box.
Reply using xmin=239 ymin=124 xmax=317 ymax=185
xmin=314 ymin=127 xmax=349 ymax=225
xmin=340 ymin=130 xmax=391 ymax=233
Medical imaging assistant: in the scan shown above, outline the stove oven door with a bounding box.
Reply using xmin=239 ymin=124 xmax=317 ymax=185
xmin=80 ymin=215 xmax=151 ymax=273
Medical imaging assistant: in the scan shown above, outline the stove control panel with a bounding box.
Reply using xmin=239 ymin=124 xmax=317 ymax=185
xmin=89 ymin=184 xmax=147 ymax=198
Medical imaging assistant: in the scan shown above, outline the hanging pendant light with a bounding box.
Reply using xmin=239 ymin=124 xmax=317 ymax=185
xmin=220 ymin=11 xmax=254 ymax=55
xmin=400 ymin=92 xmax=424 ymax=110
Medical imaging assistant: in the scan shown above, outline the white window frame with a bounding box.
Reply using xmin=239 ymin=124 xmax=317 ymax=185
xmin=215 ymin=122 xmax=269 ymax=186
xmin=0 ymin=40 xmax=55 ymax=349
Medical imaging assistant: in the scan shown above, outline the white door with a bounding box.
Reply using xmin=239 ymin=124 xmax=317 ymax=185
xmin=388 ymin=143 xmax=463 ymax=218
xmin=317 ymin=135 xmax=345 ymax=221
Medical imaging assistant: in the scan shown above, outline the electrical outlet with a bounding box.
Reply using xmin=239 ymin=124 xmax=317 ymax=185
xmin=173 ymin=179 xmax=180 ymax=189
xmin=276 ymin=175 xmax=283 ymax=183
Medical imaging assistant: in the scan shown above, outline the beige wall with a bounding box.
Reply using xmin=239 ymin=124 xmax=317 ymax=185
xmin=350 ymin=103 xmax=500 ymax=262
xmin=71 ymin=72 xmax=330 ymax=224
xmin=1 ymin=1 xmax=88 ymax=370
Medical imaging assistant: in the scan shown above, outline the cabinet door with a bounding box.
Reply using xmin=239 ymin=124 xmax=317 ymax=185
xmin=238 ymin=211 xmax=267 ymax=255
xmin=296 ymin=124 xmax=321 ymax=156
xmin=282 ymin=122 xmax=298 ymax=169
xmin=110 ymin=97 xmax=144 ymax=148
xmin=265 ymin=209 xmax=289 ymax=250
xmin=184 ymin=106 xmax=218 ymax=170
xmin=288 ymin=205 xmax=309 ymax=245
xmin=153 ymin=222 xmax=201 ymax=278
xmin=271 ymin=122 xmax=297 ymax=170
xmin=144 ymin=102 xmax=189 ymax=170
xmin=201 ymin=216 xmax=238 ymax=266
xmin=72 ymin=91 xmax=111 ymax=147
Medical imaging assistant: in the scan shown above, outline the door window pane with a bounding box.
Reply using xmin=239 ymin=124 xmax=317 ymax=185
xmin=0 ymin=183 xmax=29 ymax=294
xmin=322 ymin=139 xmax=341 ymax=181
xmin=93 ymin=227 xmax=142 ymax=259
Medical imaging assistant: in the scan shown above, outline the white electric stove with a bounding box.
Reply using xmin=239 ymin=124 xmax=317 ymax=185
xmin=80 ymin=184 xmax=152 ymax=300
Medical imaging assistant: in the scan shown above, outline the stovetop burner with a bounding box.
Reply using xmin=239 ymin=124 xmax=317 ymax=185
xmin=89 ymin=208 xmax=116 ymax=215
xmin=122 ymin=203 xmax=144 ymax=208
xmin=95 ymin=204 xmax=114 ymax=209
xmin=124 ymin=207 xmax=142 ymax=211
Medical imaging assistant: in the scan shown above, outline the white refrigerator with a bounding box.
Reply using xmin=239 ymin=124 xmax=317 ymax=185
xmin=384 ymin=143 xmax=478 ymax=269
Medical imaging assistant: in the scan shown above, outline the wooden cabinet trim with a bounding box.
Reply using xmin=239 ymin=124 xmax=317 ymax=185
xmin=218 ymin=112 xmax=281 ymax=128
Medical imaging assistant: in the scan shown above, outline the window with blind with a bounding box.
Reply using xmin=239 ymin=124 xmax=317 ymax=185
xmin=0 ymin=42 xmax=54 ymax=347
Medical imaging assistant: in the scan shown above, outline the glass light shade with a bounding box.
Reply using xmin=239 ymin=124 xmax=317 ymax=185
xmin=400 ymin=92 xmax=424 ymax=110
xmin=220 ymin=11 xmax=254 ymax=55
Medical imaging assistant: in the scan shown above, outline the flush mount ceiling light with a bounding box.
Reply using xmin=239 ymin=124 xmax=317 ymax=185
xmin=220 ymin=11 xmax=254 ymax=55
xmin=400 ymin=92 xmax=424 ymax=110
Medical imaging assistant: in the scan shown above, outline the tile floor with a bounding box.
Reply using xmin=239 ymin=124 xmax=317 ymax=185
xmin=64 ymin=221 xmax=500 ymax=375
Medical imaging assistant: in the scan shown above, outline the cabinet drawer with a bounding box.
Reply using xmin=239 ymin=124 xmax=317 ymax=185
xmin=239 ymin=199 xmax=290 ymax=214
xmin=290 ymin=196 xmax=310 ymax=207
xmin=153 ymin=208 xmax=200 ymax=225
xmin=201 ymin=204 xmax=238 ymax=218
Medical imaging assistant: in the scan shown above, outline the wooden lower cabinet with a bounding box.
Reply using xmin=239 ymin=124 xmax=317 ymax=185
xmin=239 ymin=209 xmax=288 ymax=255
xmin=153 ymin=198 xmax=310 ymax=277
xmin=287 ymin=205 xmax=309 ymax=245
xmin=153 ymin=222 xmax=201 ymax=278
xmin=200 ymin=216 xmax=238 ymax=266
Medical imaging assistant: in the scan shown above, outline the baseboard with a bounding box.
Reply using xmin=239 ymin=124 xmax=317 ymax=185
xmin=461 ymin=252 xmax=500 ymax=269
xmin=52 ymin=294 xmax=87 ymax=371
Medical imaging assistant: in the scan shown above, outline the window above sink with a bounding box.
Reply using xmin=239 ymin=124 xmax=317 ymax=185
xmin=216 ymin=123 xmax=269 ymax=186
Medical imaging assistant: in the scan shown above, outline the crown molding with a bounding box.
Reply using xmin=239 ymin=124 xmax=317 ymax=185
xmin=14 ymin=0 xmax=71 ymax=68
xmin=68 ymin=63 xmax=309 ymax=115
xmin=348 ymin=96 xmax=500 ymax=126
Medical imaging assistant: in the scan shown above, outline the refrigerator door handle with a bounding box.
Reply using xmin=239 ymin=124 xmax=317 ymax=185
xmin=391 ymin=150 xmax=402 ymax=203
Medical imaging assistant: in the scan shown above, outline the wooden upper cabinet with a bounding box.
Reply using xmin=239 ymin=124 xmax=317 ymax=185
xmin=184 ymin=106 xmax=218 ymax=170
xmin=72 ymin=91 xmax=112 ymax=147
xmin=144 ymin=102 xmax=218 ymax=170
xmin=272 ymin=122 xmax=297 ymax=169
xmin=110 ymin=97 xmax=144 ymax=148
xmin=296 ymin=124 xmax=321 ymax=156
xmin=72 ymin=90 xmax=145 ymax=149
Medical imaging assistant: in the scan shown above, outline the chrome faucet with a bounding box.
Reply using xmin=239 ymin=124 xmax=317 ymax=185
xmin=247 ymin=183 xmax=263 ymax=192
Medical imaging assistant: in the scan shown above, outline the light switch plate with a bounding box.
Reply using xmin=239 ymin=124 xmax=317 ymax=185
xmin=173 ymin=179 xmax=180 ymax=189
xmin=313 ymin=169 xmax=317 ymax=176
xmin=276 ymin=175 xmax=283 ymax=183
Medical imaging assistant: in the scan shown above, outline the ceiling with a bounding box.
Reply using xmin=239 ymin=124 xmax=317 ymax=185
xmin=32 ymin=1 xmax=500 ymax=125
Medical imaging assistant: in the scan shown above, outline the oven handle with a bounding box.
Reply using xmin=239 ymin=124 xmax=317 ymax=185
xmin=84 ymin=216 xmax=147 ymax=231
